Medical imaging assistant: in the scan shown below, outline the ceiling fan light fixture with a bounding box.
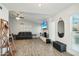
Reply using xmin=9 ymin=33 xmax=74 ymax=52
xmin=16 ymin=17 xmax=20 ymax=20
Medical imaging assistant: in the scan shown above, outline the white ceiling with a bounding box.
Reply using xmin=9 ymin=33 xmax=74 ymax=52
xmin=3 ymin=3 xmax=73 ymax=24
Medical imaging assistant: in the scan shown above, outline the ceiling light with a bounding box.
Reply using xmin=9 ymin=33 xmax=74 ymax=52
xmin=16 ymin=17 xmax=20 ymax=20
xmin=38 ymin=4 xmax=42 ymax=7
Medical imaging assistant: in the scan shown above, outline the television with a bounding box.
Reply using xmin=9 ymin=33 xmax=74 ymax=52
xmin=41 ymin=20 xmax=47 ymax=29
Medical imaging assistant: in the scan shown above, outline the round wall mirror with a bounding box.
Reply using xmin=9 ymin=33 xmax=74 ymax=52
xmin=58 ymin=20 xmax=64 ymax=38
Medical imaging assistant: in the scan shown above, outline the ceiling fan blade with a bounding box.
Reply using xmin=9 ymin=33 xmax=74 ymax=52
xmin=20 ymin=16 xmax=24 ymax=19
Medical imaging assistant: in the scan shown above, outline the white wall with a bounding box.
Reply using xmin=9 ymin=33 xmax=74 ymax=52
xmin=9 ymin=18 xmax=41 ymax=35
xmin=51 ymin=4 xmax=79 ymax=55
xmin=32 ymin=25 xmax=41 ymax=34
xmin=14 ymin=20 xmax=32 ymax=34
xmin=32 ymin=24 xmax=41 ymax=37
xmin=0 ymin=4 xmax=8 ymax=21
xmin=48 ymin=19 xmax=55 ymax=42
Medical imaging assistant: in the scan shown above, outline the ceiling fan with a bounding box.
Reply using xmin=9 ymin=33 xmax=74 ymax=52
xmin=16 ymin=14 xmax=24 ymax=20
xmin=13 ymin=11 xmax=24 ymax=20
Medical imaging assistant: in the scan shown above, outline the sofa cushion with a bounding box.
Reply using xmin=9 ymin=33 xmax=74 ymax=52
xmin=16 ymin=32 xmax=32 ymax=39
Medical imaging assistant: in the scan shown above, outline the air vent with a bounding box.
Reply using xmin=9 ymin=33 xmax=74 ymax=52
xmin=0 ymin=6 xmax=2 ymax=10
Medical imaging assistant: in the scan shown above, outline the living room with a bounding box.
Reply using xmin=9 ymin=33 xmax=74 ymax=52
xmin=0 ymin=3 xmax=79 ymax=56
